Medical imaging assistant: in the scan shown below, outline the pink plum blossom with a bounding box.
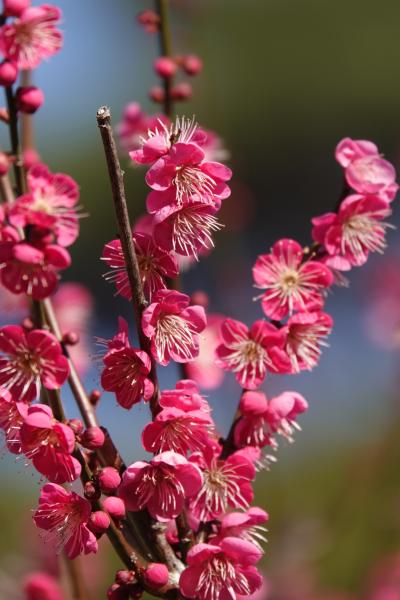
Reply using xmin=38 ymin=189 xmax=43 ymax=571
xmin=179 ymin=538 xmax=263 ymax=600
xmin=20 ymin=403 xmax=81 ymax=483
xmin=312 ymin=194 xmax=393 ymax=270
xmin=142 ymin=289 xmax=207 ymax=365
xmin=335 ymin=137 xmax=398 ymax=201
xmin=101 ymin=319 xmax=153 ymax=409
xmin=189 ymin=444 xmax=256 ymax=521
xmin=33 ymin=483 xmax=98 ymax=559
xmin=0 ymin=5 xmax=63 ymax=69
xmin=9 ymin=163 xmax=81 ymax=247
xmin=142 ymin=384 xmax=214 ymax=454
xmin=52 ymin=282 xmax=94 ymax=376
xmin=185 ymin=313 xmax=225 ymax=390
xmin=234 ymin=390 xmax=308 ymax=448
xmin=215 ymin=318 xmax=290 ymax=389
xmin=23 ymin=572 xmax=63 ymax=600
xmin=362 ymin=258 xmax=400 ymax=349
xmin=158 ymin=379 xmax=211 ymax=413
xmin=253 ymin=238 xmax=333 ymax=319
xmin=0 ymin=386 xmax=27 ymax=453
xmin=118 ymin=450 xmax=203 ymax=520
xmin=192 ymin=126 xmax=230 ymax=162
xmin=0 ymin=238 xmax=71 ymax=299
xmin=283 ymin=311 xmax=333 ymax=372
xmin=0 ymin=325 xmax=69 ymax=403
xmin=211 ymin=507 xmax=269 ymax=551
xmin=130 ymin=116 xmax=231 ymax=206
xmin=102 ymin=231 xmax=178 ymax=301
xmin=117 ymin=102 xmax=170 ymax=154
xmin=151 ymin=195 xmax=223 ymax=259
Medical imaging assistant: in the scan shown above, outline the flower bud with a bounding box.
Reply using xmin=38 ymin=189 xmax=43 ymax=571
xmin=23 ymin=148 xmax=40 ymax=168
xmin=115 ymin=570 xmax=136 ymax=586
xmin=182 ymin=54 xmax=203 ymax=76
xmin=81 ymin=426 xmax=105 ymax=449
xmin=83 ymin=480 xmax=101 ymax=501
xmin=88 ymin=510 xmax=110 ymax=533
xmin=190 ymin=290 xmax=209 ymax=308
xmin=23 ymin=572 xmax=63 ymax=600
xmin=16 ymin=86 xmax=44 ymax=114
xmin=129 ymin=585 xmax=143 ymax=600
xmin=90 ymin=389 xmax=102 ymax=406
xmin=143 ymin=563 xmax=169 ymax=589
xmin=21 ymin=317 xmax=34 ymax=331
xmin=107 ymin=583 xmax=130 ymax=600
xmin=103 ymin=496 xmax=126 ymax=519
xmin=3 ymin=0 xmax=30 ymax=17
xmin=0 ymin=61 xmax=18 ymax=87
xmin=149 ymin=86 xmax=165 ymax=104
xmin=98 ymin=466 xmax=121 ymax=494
xmin=154 ymin=56 xmax=177 ymax=78
xmin=62 ymin=331 xmax=79 ymax=345
xmin=136 ymin=10 xmax=160 ymax=34
xmin=68 ymin=418 xmax=84 ymax=436
xmin=171 ymin=82 xmax=192 ymax=101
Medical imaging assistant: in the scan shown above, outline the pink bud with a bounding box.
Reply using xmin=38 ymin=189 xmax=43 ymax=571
xmin=154 ymin=56 xmax=177 ymax=78
xmin=23 ymin=572 xmax=63 ymax=600
xmin=62 ymin=331 xmax=79 ymax=345
xmin=107 ymin=584 xmax=130 ymax=600
xmin=21 ymin=317 xmax=34 ymax=331
xmin=103 ymin=496 xmax=126 ymax=519
xmin=83 ymin=481 xmax=101 ymax=501
xmin=143 ymin=563 xmax=169 ymax=589
xmin=3 ymin=0 xmax=30 ymax=17
xmin=190 ymin=290 xmax=209 ymax=308
xmin=182 ymin=54 xmax=203 ymax=76
xmin=23 ymin=148 xmax=40 ymax=169
xmin=149 ymin=86 xmax=165 ymax=104
xmin=0 ymin=151 xmax=9 ymax=176
xmin=115 ymin=570 xmax=136 ymax=586
xmin=88 ymin=510 xmax=110 ymax=533
xmin=68 ymin=418 xmax=84 ymax=435
xmin=16 ymin=86 xmax=44 ymax=114
xmin=136 ymin=10 xmax=160 ymax=34
xmin=90 ymin=389 xmax=102 ymax=406
xmin=171 ymin=82 xmax=192 ymax=101
xmin=0 ymin=61 xmax=18 ymax=87
xmin=81 ymin=426 xmax=105 ymax=449
xmin=98 ymin=466 xmax=121 ymax=494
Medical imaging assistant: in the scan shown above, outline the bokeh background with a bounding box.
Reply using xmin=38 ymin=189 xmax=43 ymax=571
xmin=2 ymin=1 xmax=400 ymax=598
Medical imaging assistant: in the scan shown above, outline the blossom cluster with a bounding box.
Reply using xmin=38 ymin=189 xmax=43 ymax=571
xmin=0 ymin=2 xmax=397 ymax=600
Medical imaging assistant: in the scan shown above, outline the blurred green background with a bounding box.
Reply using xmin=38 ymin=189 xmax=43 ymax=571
xmin=2 ymin=1 xmax=400 ymax=598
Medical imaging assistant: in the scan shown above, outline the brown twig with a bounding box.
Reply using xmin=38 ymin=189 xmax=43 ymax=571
xmin=21 ymin=69 xmax=36 ymax=155
xmin=5 ymin=86 xmax=25 ymax=194
xmin=96 ymin=106 xmax=160 ymax=416
xmin=155 ymin=0 xmax=173 ymax=118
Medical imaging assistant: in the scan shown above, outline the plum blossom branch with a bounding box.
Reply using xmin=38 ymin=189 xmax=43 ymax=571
xmin=97 ymin=105 xmax=160 ymax=416
xmin=155 ymin=0 xmax=173 ymax=117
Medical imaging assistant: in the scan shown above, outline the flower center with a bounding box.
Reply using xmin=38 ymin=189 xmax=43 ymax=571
xmin=172 ymin=205 xmax=222 ymax=259
xmin=343 ymin=213 xmax=387 ymax=257
xmin=197 ymin=556 xmax=250 ymax=600
xmin=155 ymin=314 xmax=195 ymax=362
xmin=173 ymin=165 xmax=215 ymax=205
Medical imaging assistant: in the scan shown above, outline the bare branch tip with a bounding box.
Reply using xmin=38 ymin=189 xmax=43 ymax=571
xmin=96 ymin=105 xmax=111 ymax=124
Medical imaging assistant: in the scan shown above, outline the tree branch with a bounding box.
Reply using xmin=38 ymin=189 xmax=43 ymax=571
xmin=96 ymin=106 xmax=160 ymax=416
